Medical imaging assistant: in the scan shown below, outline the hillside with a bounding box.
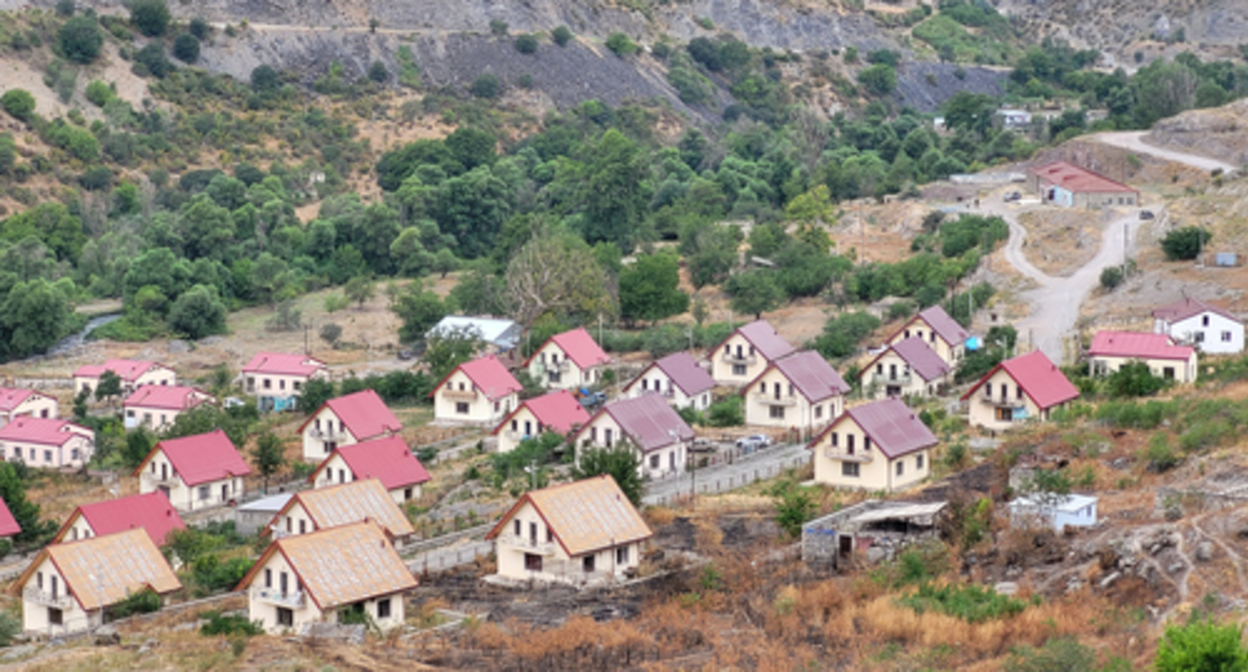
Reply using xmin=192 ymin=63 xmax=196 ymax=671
xmin=1148 ymin=97 xmax=1248 ymax=168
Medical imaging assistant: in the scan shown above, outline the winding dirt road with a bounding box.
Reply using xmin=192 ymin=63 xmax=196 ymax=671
xmin=1093 ymin=131 xmax=1238 ymax=174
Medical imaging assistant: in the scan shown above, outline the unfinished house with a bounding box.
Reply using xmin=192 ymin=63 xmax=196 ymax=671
xmin=802 ymin=500 xmax=947 ymax=569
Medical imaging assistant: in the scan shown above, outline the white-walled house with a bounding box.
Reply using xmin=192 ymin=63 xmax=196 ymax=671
xmin=0 ymin=388 xmax=57 ymax=427
xmin=1153 ymin=297 xmax=1244 ymax=354
xmin=570 ymin=394 xmax=695 ymax=480
xmin=491 ymin=389 xmax=591 ymax=454
xmin=0 ymin=418 xmax=94 ymax=468
xmin=742 ymin=350 xmax=849 ymax=436
xmin=308 ymin=436 xmax=432 ymax=505
xmin=524 ymin=327 xmax=611 ymax=390
xmin=242 ymin=352 xmax=330 ymax=413
xmin=486 ymin=475 xmax=652 ymax=586
xmin=134 ymin=429 xmax=251 ymax=512
xmin=237 ymin=521 xmax=417 ymax=634
xmin=809 ymin=398 xmax=938 ymax=493
xmin=962 ymin=350 xmax=1080 ymax=431
xmin=13 ymin=528 xmax=181 ymax=637
xmin=707 ymin=320 xmax=796 ymax=387
xmin=886 ymin=306 xmax=969 ymax=367
xmin=266 ymin=478 xmax=415 ymax=539
xmin=72 ymin=359 xmax=176 ymax=399
xmin=1087 ymin=331 xmax=1199 ymax=384
xmin=298 ymin=389 xmax=402 ymax=462
xmin=858 ymin=336 xmax=952 ymax=400
xmin=51 ymin=491 xmax=185 ymax=547
xmin=430 ymin=354 xmax=522 ymax=426
xmin=122 ymin=385 xmax=214 ymax=431
xmin=1009 ymin=494 xmax=1098 ymax=531
xmin=623 ymin=352 xmax=716 ymax=411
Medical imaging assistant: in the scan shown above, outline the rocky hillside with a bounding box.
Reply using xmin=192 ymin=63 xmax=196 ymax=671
xmin=1147 ymin=98 xmax=1248 ymax=168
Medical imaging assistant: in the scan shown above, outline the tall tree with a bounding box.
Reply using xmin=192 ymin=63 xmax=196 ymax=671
xmin=252 ymin=432 xmax=286 ymax=493
xmin=391 ymin=283 xmax=451 ymax=344
xmin=618 ymin=252 xmax=689 ymax=325
xmin=580 ymin=129 xmax=645 ymax=252
xmin=572 ymin=446 xmax=643 ymax=506
xmin=505 ymin=235 xmax=616 ymax=328
xmin=725 ymin=269 xmax=784 ymax=319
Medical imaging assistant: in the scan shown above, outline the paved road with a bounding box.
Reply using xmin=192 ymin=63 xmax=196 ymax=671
xmin=1093 ymin=131 xmax=1238 ymax=173
xmin=642 ymin=442 xmax=811 ymax=506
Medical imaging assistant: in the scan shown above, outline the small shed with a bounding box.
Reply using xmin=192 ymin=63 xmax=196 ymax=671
xmin=1008 ymin=493 xmax=1097 ymax=531
xmin=802 ymin=500 xmax=946 ymax=568
xmin=235 ymin=492 xmax=293 ymax=536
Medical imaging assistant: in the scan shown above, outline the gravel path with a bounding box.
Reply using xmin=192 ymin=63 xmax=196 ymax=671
xmin=1093 ymin=131 xmax=1238 ymax=173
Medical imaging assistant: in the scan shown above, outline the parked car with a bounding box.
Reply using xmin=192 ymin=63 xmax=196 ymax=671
xmin=690 ymin=438 xmax=717 ymax=453
xmin=1003 ymin=191 xmax=1022 ymax=202
xmin=736 ymin=434 xmax=773 ymax=453
xmin=579 ymin=391 xmax=608 ymax=408
xmin=397 ymin=349 xmax=414 ymax=361
xmin=1139 ymin=210 xmax=1155 ymax=220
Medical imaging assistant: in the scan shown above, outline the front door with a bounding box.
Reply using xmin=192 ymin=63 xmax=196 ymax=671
xmin=525 ymin=553 xmax=542 ymax=572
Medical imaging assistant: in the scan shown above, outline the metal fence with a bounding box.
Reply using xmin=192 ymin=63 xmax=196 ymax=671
xmin=645 ymin=454 xmax=811 ymax=506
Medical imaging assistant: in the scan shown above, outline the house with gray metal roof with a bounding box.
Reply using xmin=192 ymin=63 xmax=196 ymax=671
xmin=742 ymin=350 xmax=849 ymax=437
xmin=808 ymin=398 xmax=938 ymax=492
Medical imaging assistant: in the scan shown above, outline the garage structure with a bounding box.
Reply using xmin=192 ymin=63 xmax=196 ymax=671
xmin=1027 ymin=161 xmax=1138 ymax=209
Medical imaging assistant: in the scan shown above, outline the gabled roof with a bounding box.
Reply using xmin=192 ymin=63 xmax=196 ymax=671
xmin=890 ymin=306 xmax=968 ymax=350
xmin=0 ymin=498 xmax=20 ymax=538
xmin=272 ymin=478 xmax=414 ymax=538
xmin=631 ymin=352 xmax=716 ymax=397
xmin=122 ymin=385 xmax=212 ymax=411
xmin=298 ymin=389 xmax=401 ymax=441
xmin=961 ymin=349 xmax=1080 ymax=410
xmin=14 ymin=529 xmax=181 ymax=611
xmin=491 ymin=390 xmax=590 ymax=438
xmin=73 ymin=359 xmax=169 ymax=382
xmin=486 ymin=474 xmax=652 ymax=558
xmin=572 ymin=394 xmax=695 ymax=453
xmin=1087 ymin=330 xmax=1195 ymax=362
xmin=0 ymin=417 xmax=91 ymax=447
xmin=860 ymin=337 xmax=952 ymax=383
xmin=714 ymin=320 xmax=796 ymax=361
xmin=812 ymin=398 xmax=937 ymax=460
xmin=53 ymin=492 xmax=186 ymax=547
xmin=524 ymin=327 xmax=611 ymax=370
xmin=1028 ymin=161 xmax=1137 ymax=194
xmin=1152 ymin=297 xmax=1239 ymax=325
xmin=756 ymin=350 xmax=850 ymax=402
xmin=310 ymin=436 xmax=431 ymax=492
xmin=134 ymin=429 xmax=252 ymax=486
xmin=237 ymin=521 xmax=416 ymax=612
xmin=241 ymin=352 xmax=328 ymax=377
xmin=432 ymin=354 xmax=522 ymax=401
xmin=426 ymin=316 xmax=521 ymax=349
xmin=0 ymin=388 xmax=51 ymax=413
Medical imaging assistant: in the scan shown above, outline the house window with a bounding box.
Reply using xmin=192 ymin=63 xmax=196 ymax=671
xmin=583 ymin=555 xmax=595 ymax=573
xmin=863 ymin=437 xmax=871 ymax=451
xmin=265 ymin=569 xmax=272 ymax=588
xmin=1016 ymin=386 xmax=1023 ymax=400
xmin=604 ymin=429 xmax=613 ymax=447
xmin=769 ymin=405 xmax=785 ymax=419
xmin=641 ymin=379 xmax=648 ymax=391
xmin=455 ymin=402 xmax=470 ymax=415
xmin=279 ymin=380 xmax=286 ymax=391
xmin=263 ymin=378 xmax=272 ymax=390
xmin=984 ymin=383 xmax=992 ymax=397
xmin=732 ymin=364 xmax=747 ymax=376
xmin=43 ymin=450 xmax=51 ymax=463
xmin=71 ymin=449 xmax=79 ymax=461
xmin=650 ymin=454 xmax=660 ymax=469
xmin=1196 ymin=332 xmax=1205 ymax=343
xmin=995 ymin=408 xmax=1013 ymax=422
xmin=276 ymin=607 xmax=294 ymax=627
xmin=198 ymin=486 xmax=209 ymax=500
xmin=546 ymin=526 xmax=553 ymax=543
xmin=842 ymin=462 xmax=860 ymax=477
xmin=616 ymin=546 xmax=629 ymax=564
xmin=299 ymin=520 xmax=306 ymax=534
xmin=847 ymin=435 xmax=855 ymax=450
xmin=376 ymin=598 xmax=391 ymax=619
xmin=513 ymin=519 xmax=521 ymax=536
xmin=917 ymin=454 xmax=925 ymax=470
xmin=896 ymin=461 xmax=904 ymax=476
xmin=525 ymin=554 xmax=543 ymax=572
xmin=1203 ymin=315 xmax=1210 ymax=327
xmin=404 ymin=488 xmax=413 ymax=501
xmin=48 ymin=608 xmax=62 ymax=626
xmin=1224 ymin=331 xmax=1233 ymax=342
xmin=814 ymin=405 xmax=822 ymax=419
xmin=36 ymin=571 xmax=42 ymax=589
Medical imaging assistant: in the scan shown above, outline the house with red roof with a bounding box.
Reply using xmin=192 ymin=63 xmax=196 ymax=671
xmin=134 ymin=429 xmax=252 ymax=512
xmin=623 ymin=352 xmax=716 ymax=411
xmin=742 ymin=350 xmax=850 ymax=436
xmin=708 ymin=319 xmax=796 ymax=387
xmin=72 ymin=359 xmax=176 ymax=399
xmin=886 ymin=305 xmax=969 ymax=367
xmin=52 ymin=491 xmax=185 ymax=547
xmin=491 ymin=390 xmax=591 ymax=454
xmin=0 ymin=388 xmax=57 ymax=427
xmin=962 ymin=350 xmax=1080 ymax=431
xmin=309 ymin=436 xmax=431 ymax=504
xmin=524 ymin=327 xmax=611 ymax=391
xmin=0 ymin=498 xmax=21 ymax=540
xmin=298 ymin=389 xmax=402 ymax=462
xmin=0 ymin=418 xmax=94 ymax=469
xmin=431 ymin=354 xmax=522 ymax=426
xmin=809 ymin=398 xmax=938 ymax=492
xmin=242 ymin=352 xmax=329 ymax=413
xmin=122 ymin=385 xmax=214 ymax=431
xmin=859 ymin=336 xmax=952 ymax=400
xmin=570 ymin=394 xmax=695 ymax=480
xmin=1027 ymin=161 xmax=1139 ymax=209
xmin=1152 ymin=297 xmax=1243 ymax=355
xmin=1088 ymin=330 xmax=1198 ymax=384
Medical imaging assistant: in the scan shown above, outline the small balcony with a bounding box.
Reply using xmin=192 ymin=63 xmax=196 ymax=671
xmin=753 ymin=394 xmax=798 ymax=407
xmin=871 ymin=373 xmax=912 ymax=387
xmin=143 ymin=471 xmax=180 ymax=486
xmin=306 ymin=426 xmax=347 ymax=441
xmin=983 ymin=394 xmax=1024 ymax=409
xmin=253 ymin=588 xmax=306 ymax=608
xmin=498 ymin=534 xmax=558 ymax=556
xmin=722 ymin=352 xmax=757 ymax=366
xmin=441 ymin=388 xmax=479 ymax=401
xmin=23 ymin=587 xmax=75 ymax=609
xmin=823 ymin=447 xmax=873 ymax=463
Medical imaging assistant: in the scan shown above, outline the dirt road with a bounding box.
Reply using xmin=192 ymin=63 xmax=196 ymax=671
xmin=1093 ymin=131 xmax=1238 ymax=173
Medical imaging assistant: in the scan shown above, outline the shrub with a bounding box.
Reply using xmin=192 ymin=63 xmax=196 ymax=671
xmin=189 ymin=17 xmax=209 ymax=39
xmin=843 ymin=46 xmax=858 ymax=63
xmin=134 ymin=43 xmax=175 ymax=79
xmin=0 ymin=89 xmax=36 ymax=121
xmin=1004 ymin=636 xmax=1098 ymax=672
xmin=1099 ymin=266 xmax=1123 ymax=290
xmin=1155 ymin=617 xmax=1248 ymax=672
xmin=1106 ymin=361 xmax=1166 ymax=398
xmin=605 ymin=32 xmax=637 ymax=56
xmin=200 ymin=610 xmax=263 ymax=637
xmin=705 ymin=397 xmax=743 ymax=427
xmin=470 ymin=73 xmax=501 ymax=99
xmin=130 ymin=0 xmax=171 ymax=37
xmin=367 ymin=60 xmax=388 ymax=83
xmin=1144 ymin=433 xmax=1179 ymax=472
xmin=489 ymin=19 xmax=508 ymax=36
xmin=551 ymin=25 xmax=573 ymax=47
xmin=56 ymin=0 xmax=75 ymax=16
xmin=59 ymin=15 xmax=103 ymax=64
xmin=85 ymin=80 xmax=114 ymax=107
xmin=1160 ymin=226 xmax=1212 ymax=261
xmin=773 ymin=482 xmax=817 ymax=538
xmin=517 ymin=73 xmax=533 ymax=89
xmin=108 ymin=587 xmax=162 ymax=620
xmin=899 ymin=582 xmax=1031 ymax=623
xmin=173 ymin=33 xmax=200 ymax=63
xmin=79 ymin=166 xmax=113 ymax=190
xmin=857 ymin=64 xmax=897 ymax=95
xmin=250 ymin=64 xmax=281 ymax=94
xmin=514 ymin=33 xmax=538 ymax=54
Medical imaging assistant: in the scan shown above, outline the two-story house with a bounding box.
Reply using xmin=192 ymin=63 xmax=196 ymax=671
xmin=265 ymin=478 xmax=414 ymax=539
xmin=0 ymin=418 xmax=94 ymax=468
xmin=122 ymin=385 xmax=214 ymax=431
xmin=51 ymin=491 xmax=186 ymax=547
xmin=623 ymin=352 xmax=716 ymax=411
xmin=524 ymin=327 xmax=612 ymax=390
xmin=887 ymin=306 xmax=968 ymax=366
xmin=486 ymin=475 xmax=652 ymax=586
xmin=571 ymin=394 xmax=695 ymax=480
xmin=430 ymin=354 xmax=522 ymax=426
xmin=237 ymin=521 xmax=417 ymax=634
xmin=809 ymin=397 xmax=938 ymax=492
xmin=1087 ymin=331 xmax=1199 ymax=384
xmin=742 ymin=350 xmax=849 ymax=436
xmin=707 ymin=320 xmax=796 ymax=387
xmin=308 ymin=436 xmax=431 ymax=504
xmin=298 ymin=389 xmax=402 ymax=462
xmin=242 ymin=352 xmax=330 ymax=412
xmin=13 ymin=528 xmax=181 ymax=637
xmin=962 ymin=350 xmax=1079 ymax=431
xmin=1153 ymin=297 xmax=1243 ymax=354
xmin=134 ymin=429 xmax=252 ymax=512
xmin=858 ymin=336 xmax=952 ymax=400
xmin=73 ymin=359 xmax=176 ymax=399
xmin=491 ymin=390 xmax=590 ymax=454
xmin=0 ymin=388 xmax=57 ymax=426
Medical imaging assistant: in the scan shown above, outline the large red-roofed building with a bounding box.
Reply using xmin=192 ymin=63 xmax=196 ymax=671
xmin=73 ymin=359 xmax=176 ymax=398
xmin=1027 ymin=161 xmax=1139 ymax=209
xmin=1087 ymin=330 xmax=1198 ymax=384
xmin=52 ymin=491 xmax=186 ymax=547
xmin=122 ymin=385 xmax=214 ymax=431
xmin=242 ymin=352 xmax=329 ymax=413
xmin=0 ymin=418 xmax=94 ymax=468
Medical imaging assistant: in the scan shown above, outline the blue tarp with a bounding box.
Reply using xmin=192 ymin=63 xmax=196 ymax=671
xmin=965 ymin=336 xmax=982 ymax=351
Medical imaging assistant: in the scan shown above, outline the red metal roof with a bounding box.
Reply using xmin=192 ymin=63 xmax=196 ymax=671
xmin=862 ymin=337 xmax=951 ymax=383
xmin=299 ymin=389 xmax=401 ymax=441
xmin=139 ymin=429 xmax=252 ymax=486
xmin=525 ymin=327 xmax=611 ymax=370
xmin=727 ymin=320 xmax=797 ymax=361
xmin=55 ymin=492 xmax=186 ymax=547
xmin=814 ymin=398 xmax=937 ymax=460
xmin=316 ymin=436 xmax=431 ymax=491
xmin=961 ymin=350 xmax=1080 ymax=410
xmin=0 ymin=418 xmax=91 ymax=447
xmin=1152 ymin=297 xmax=1239 ymax=325
xmin=0 ymin=498 xmax=20 ymax=538
xmin=241 ymin=352 xmax=328 ymax=377
xmin=1029 ymin=161 xmax=1137 ymax=194
xmin=73 ymin=359 xmax=167 ymax=382
xmin=767 ymin=351 xmax=850 ymax=402
xmin=645 ymin=352 xmax=716 ymax=397
xmin=492 ymin=390 xmax=590 ymax=437
xmin=122 ymin=385 xmax=212 ymax=411
xmin=1088 ymin=330 xmax=1195 ymax=362
xmin=436 ymin=355 xmax=522 ymax=401
xmin=0 ymin=388 xmax=38 ymax=413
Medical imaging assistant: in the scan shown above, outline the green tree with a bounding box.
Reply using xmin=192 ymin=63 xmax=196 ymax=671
xmin=1099 ymin=266 xmax=1123 ymax=291
xmin=130 ymin=0 xmax=171 ymax=37
xmin=319 ymin=323 xmax=343 ymax=348
xmin=470 ymin=73 xmax=502 ymax=99
xmin=810 ymin=311 xmax=882 ymax=359
xmin=941 ymin=91 xmax=997 ymax=137
xmin=252 ymin=432 xmax=285 ymax=493
xmin=343 ymin=275 xmax=375 ymax=309
xmin=618 ymin=252 xmax=689 ymax=325
xmin=167 ymin=284 xmax=228 ymax=339
xmin=367 ymin=60 xmax=388 ymax=83
xmin=250 ymin=65 xmax=281 ymax=94
xmin=173 ymin=33 xmax=200 ymax=63
xmin=0 ymin=89 xmax=36 ymax=121
xmin=123 ymin=427 xmax=156 ymax=470
xmin=445 ymin=127 xmax=497 ymax=172
xmin=423 ymin=330 xmax=483 ymax=380
xmin=391 ymin=284 xmax=450 ymax=344
xmin=95 ymin=370 xmax=123 ymax=403
xmin=0 ymin=462 xmax=50 ymax=544
xmin=1106 ymin=361 xmax=1167 ymax=398
xmin=605 ymin=32 xmax=637 ymax=56
xmin=59 ymin=15 xmax=103 ymax=64
xmin=581 ymin=129 xmax=645 ymax=251
xmin=551 ymin=25 xmax=573 ymax=47
xmin=2 ymin=279 xmax=72 ymax=358
xmin=857 ymin=64 xmax=897 ymax=95
xmin=1160 ymin=226 xmax=1211 ymax=261
xmin=1155 ymin=617 xmax=1248 ymax=672
xmin=296 ymin=378 xmax=336 ymax=414
xmin=725 ymin=269 xmax=784 ymax=319
xmin=514 ymin=33 xmax=538 ymax=54
xmin=572 ymin=449 xmax=643 ymax=506
xmin=505 ymin=235 xmax=615 ymax=328
xmin=773 ymin=482 xmax=817 ymax=538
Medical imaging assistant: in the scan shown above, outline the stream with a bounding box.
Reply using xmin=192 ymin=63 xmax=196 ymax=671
xmin=48 ymin=313 xmax=121 ymax=356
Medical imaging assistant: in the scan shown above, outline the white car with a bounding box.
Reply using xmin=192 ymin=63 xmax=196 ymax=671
xmin=736 ymin=434 xmax=773 ymax=452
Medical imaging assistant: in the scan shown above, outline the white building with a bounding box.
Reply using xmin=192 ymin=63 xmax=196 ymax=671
xmin=1009 ymin=493 xmax=1098 ymax=531
xmin=134 ymin=429 xmax=251 ymax=512
xmin=1152 ymin=297 xmax=1243 ymax=354
xmin=622 ymin=352 xmax=716 ymax=411
xmin=298 ymin=389 xmax=402 ymax=462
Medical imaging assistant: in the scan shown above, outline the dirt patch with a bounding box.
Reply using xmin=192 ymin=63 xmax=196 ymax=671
xmin=1017 ymin=209 xmax=1109 ymax=277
